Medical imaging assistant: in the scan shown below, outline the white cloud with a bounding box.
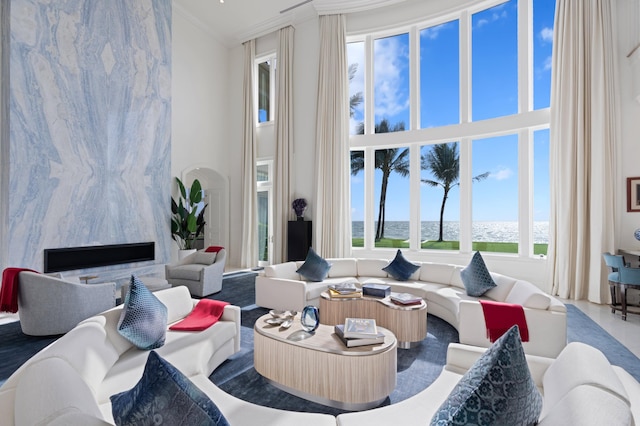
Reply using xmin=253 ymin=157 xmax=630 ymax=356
xmin=540 ymin=27 xmax=553 ymax=43
xmin=420 ymin=21 xmax=454 ymax=40
xmin=477 ymin=18 xmax=489 ymax=28
xmin=543 ymin=55 xmax=552 ymax=71
xmin=373 ymin=36 xmax=410 ymax=118
xmin=491 ymin=167 xmax=513 ymax=181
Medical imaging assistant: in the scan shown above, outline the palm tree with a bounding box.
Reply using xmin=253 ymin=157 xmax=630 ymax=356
xmin=348 ymin=63 xmax=363 ymax=119
xmin=351 ymin=119 xmax=409 ymax=241
xmin=421 ymin=143 xmax=489 ymax=242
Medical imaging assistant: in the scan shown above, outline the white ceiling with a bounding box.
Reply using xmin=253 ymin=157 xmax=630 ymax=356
xmin=172 ymin=0 xmax=406 ymax=46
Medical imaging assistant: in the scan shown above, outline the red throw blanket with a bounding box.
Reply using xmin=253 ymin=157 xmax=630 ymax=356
xmin=479 ymin=300 xmax=529 ymax=343
xmin=0 ymin=268 xmax=38 ymax=313
xmin=169 ymin=299 xmax=229 ymax=331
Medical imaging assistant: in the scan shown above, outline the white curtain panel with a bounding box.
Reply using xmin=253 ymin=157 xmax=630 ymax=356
xmin=314 ymin=15 xmax=352 ymax=258
xmin=274 ymin=26 xmax=294 ymax=264
xmin=240 ymin=40 xmax=258 ymax=268
xmin=547 ymin=0 xmax=619 ymax=303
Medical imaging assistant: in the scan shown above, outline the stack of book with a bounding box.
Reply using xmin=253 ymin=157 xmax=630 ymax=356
xmin=334 ymin=318 xmax=384 ymax=347
xmin=389 ymin=292 xmax=423 ymax=306
xmin=328 ymin=282 xmax=362 ymax=298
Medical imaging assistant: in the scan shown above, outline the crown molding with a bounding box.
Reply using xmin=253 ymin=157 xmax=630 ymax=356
xmin=235 ymin=5 xmax=317 ymax=45
xmin=173 ymin=3 xmax=232 ymax=46
xmin=312 ymin=0 xmax=406 ymax=15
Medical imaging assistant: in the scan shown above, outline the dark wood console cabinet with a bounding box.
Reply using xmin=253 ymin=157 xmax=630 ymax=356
xmin=288 ymin=220 xmax=312 ymax=261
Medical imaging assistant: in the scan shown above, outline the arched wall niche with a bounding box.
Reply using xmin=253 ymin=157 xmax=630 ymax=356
xmin=182 ymin=165 xmax=230 ymax=252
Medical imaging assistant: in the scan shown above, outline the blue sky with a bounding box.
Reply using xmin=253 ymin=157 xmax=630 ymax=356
xmin=349 ymin=0 xmax=555 ymax=223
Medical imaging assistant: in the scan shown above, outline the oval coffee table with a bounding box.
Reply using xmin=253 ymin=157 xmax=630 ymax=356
xmin=254 ymin=313 xmax=397 ymax=411
xmin=319 ymin=291 xmax=427 ymax=349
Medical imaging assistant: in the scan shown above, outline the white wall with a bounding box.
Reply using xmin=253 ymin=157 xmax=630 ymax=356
xmin=172 ymin=10 xmax=231 ymax=261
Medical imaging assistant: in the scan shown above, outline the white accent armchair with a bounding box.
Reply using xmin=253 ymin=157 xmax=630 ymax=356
xmin=165 ymin=249 xmax=227 ymax=297
xmin=17 ymin=271 xmax=116 ymax=336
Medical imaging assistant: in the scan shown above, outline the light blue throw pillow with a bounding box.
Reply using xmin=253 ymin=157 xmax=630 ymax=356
xmin=430 ymin=325 xmax=542 ymax=426
xmin=296 ymin=248 xmax=331 ymax=282
xmin=117 ymin=275 xmax=168 ymax=350
xmin=460 ymin=251 xmax=497 ymax=296
xmin=111 ymin=351 xmax=229 ymax=426
xmin=383 ymin=249 xmax=420 ymax=281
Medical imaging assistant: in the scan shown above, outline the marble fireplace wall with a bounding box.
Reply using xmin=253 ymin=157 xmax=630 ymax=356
xmin=5 ymin=0 xmax=171 ymax=274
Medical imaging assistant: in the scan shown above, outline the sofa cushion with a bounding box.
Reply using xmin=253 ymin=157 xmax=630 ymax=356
xmin=484 ymin=273 xmax=517 ymax=302
xmin=419 ymin=263 xmax=457 ymax=286
xmin=117 ymin=275 xmax=168 ymax=350
xmin=15 ymin=357 xmax=106 ymax=426
xmin=357 ymin=259 xmax=389 ymax=278
xmin=264 ymin=262 xmax=300 ymax=280
xmin=460 ymin=252 xmax=497 ymax=297
xmin=540 ymin=342 xmax=630 ymax=418
xmin=537 ymin=385 xmax=632 ymax=426
xmin=504 ymin=281 xmax=551 ymax=310
xmin=430 ymin=325 xmax=542 ymax=426
xmin=296 ymin=248 xmax=331 ymax=282
xmin=327 ymin=258 xmax=358 ymax=277
xmin=168 ymin=264 xmax=205 ymax=281
xmin=190 ymin=251 xmax=217 ymax=265
xmin=383 ymin=250 xmax=421 ymax=281
xmin=110 ymin=351 xmax=229 ymax=426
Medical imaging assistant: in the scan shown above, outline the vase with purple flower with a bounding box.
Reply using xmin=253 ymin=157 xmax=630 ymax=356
xmin=292 ymin=198 xmax=307 ymax=221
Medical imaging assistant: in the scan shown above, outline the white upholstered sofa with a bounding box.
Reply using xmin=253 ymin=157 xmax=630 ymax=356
xmin=255 ymin=257 xmax=567 ymax=358
xmin=1 ymin=285 xmax=638 ymax=425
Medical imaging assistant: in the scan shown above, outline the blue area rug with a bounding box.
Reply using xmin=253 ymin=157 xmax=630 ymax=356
xmin=565 ymin=304 xmax=640 ymax=381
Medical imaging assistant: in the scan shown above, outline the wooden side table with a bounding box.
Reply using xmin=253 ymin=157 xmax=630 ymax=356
xmin=319 ymin=292 xmax=427 ymax=349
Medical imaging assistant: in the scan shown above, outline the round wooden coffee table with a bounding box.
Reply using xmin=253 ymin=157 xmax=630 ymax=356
xmin=319 ymin=291 xmax=427 ymax=349
xmin=253 ymin=313 xmax=397 ymax=411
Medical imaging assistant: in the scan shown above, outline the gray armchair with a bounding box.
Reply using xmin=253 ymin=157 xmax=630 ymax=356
xmin=165 ymin=249 xmax=227 ymax=297
xmin=18 ymin=272 xmax=116 ymax=336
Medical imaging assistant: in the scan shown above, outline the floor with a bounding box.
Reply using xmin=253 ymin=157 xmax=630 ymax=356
xmin=2 ymin=289 xmax=639 ymax=359
xmin=569 ymin=298 xmax=640 ymax=358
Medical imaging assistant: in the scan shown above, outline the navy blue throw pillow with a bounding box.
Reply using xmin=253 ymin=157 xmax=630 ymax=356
xmin=111 ymin=351 xmax=229 ymax=426
xmin=296 ymin=248 xmax=331 ymax=282
xmin=430 ymin=326 xmax=543 ymax=426
xmin=383 ymin=249 xmax=420 ymax=281
xmin=460 ymin=252 xmax=497 ymax=297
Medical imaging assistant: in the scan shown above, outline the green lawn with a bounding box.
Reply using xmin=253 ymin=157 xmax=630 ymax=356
xmin=351 ymin=238 xmax=548 ymax=255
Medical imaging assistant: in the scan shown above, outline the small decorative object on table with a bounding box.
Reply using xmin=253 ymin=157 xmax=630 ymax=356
xmin=328 ymin=282 xmax=362 ymax=298
xmin=300 ymin=305 xmax=320 ymax=332
xmin=334 ymin=324 xmax=385 ymax=347
xmin=362 ymin=283 xmax=391 ymax=298
xmin=343 ymin=318 xmax=378 ymax=339
xmin=390 ymin=292 xmax=423 ymax=306
xmin=292 ymin=198 xmax=307 ymax=221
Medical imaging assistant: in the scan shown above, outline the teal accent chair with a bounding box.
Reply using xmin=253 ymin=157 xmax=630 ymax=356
xmin=603 ymin=252 xmax=640 ymax=320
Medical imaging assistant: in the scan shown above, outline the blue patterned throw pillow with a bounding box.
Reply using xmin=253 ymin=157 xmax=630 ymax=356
xmin=383 ymin=249 xmax=420 ymax=281
xmin=296 ymin=247 xmax=331 ymax=282
xmin=117 ymin=275 xmax=168 ymax=350
xmin=460 ymin=251 xmax=496 ymax=296
xmin=111 ymin=351 xmax=229 ymax=426
xmin=430 ymin=325 xmax=542 ymax=426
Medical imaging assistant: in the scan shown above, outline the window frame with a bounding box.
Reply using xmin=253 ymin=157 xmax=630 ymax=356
xmin=255 ymin=53 xmax=276 ymax=126
xmin=347 ymin=0 xmax=551 ymax=258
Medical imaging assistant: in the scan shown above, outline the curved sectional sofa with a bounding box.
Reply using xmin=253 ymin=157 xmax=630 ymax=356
xmin=256 ymin=257 xmax=567 ymax=358
xmin=1 ymin=278 xmax=639 ymax=424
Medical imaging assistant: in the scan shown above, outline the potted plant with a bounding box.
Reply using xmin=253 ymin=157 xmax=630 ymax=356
xmin=171 ymin=177 xmax=207 ymax=258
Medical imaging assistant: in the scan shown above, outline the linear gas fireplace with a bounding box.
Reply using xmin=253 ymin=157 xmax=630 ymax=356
xmin=44 ymin=242 xmax=155 ymax=273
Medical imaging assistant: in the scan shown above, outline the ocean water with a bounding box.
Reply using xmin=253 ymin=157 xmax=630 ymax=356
xmin=352 ymin=221 xmax=549 ymax=244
